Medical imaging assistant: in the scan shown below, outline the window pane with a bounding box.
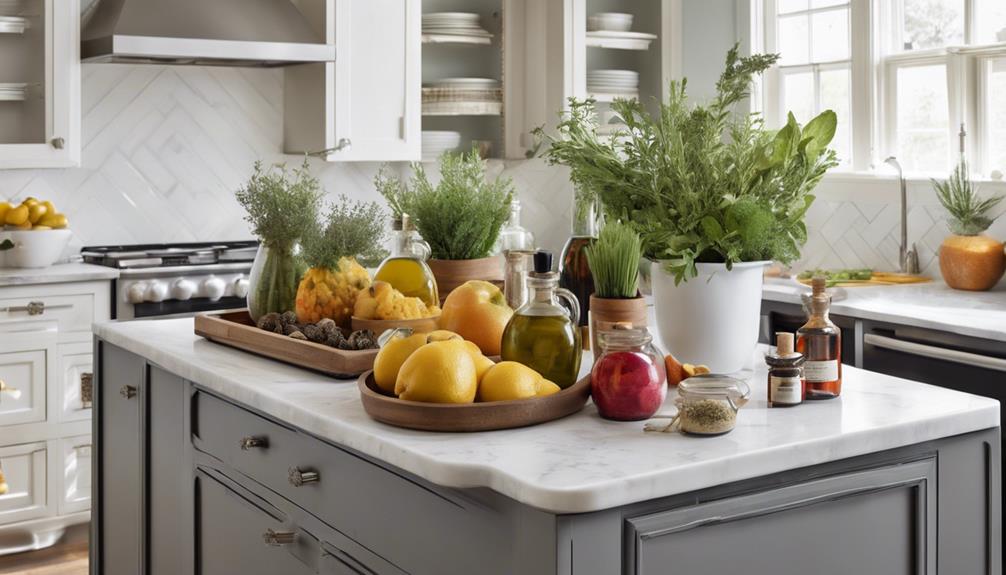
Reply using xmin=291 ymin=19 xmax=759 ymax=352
xmin=820 ymin=67 xmax=851 ymax=165
xmin=811 ymin=8 xmax=850 ymax=62
xmin=778 ymin=0 xmax=808 ymax=14
xmin=901 ymin=0 xmax=964 ymax=51
xmin=778 ymin=14 xmax=810 ymax=65
xmin=896 ymin=64 xmax=949 ymax=172
xmin=974 ymin=0 xmax=1006 ymax=44
xmin=782 ymin=71 xmax=815 ymax=126
xmin=988 ymin=59 xmax=1006 ymax=173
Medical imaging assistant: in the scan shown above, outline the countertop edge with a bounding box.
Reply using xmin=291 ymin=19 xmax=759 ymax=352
xmin=0 ymin=263 xmax=120 ymax=286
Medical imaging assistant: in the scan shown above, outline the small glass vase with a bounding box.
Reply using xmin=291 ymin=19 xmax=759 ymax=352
xmin=246 ymin=242 xmax=306 ymax=322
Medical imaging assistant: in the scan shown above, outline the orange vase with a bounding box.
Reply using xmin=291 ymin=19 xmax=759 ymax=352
xmin=938 ymin=234 xmax=1005 ymax=291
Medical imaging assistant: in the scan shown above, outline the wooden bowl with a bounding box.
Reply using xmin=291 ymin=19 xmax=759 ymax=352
xmin=351 ymin=315 xmax=440 ymax=336
xmin=358 ymin=372 xmax=592 ymax=432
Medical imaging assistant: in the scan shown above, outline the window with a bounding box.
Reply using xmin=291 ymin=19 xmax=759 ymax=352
xmin=759 ymin=0 xmax=1006 ymax=176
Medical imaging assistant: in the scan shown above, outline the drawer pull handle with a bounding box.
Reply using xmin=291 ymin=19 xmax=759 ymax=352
xmin=262 ymin=529 xmax=296 ymax=547
xmin=0 ymin=378 xmax=21 ymax=401
xmin=119 ymin=385 xmax=137 ymax=399
xmin=80 ymin=372 xmax=93 ymax=408
xmin=239 ymin=436 xmax=268 ymax=451
xmin=288 ymin=467 xmax=319 ymax=487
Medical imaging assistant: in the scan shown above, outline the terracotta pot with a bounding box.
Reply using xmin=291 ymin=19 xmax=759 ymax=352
xmin=589 ymin=294 xmax=647 ymax=353
xmin=939 ymin=234 xmax=1005 ymax=291
xmin=427 ymin=256 xmax=505 ymax=303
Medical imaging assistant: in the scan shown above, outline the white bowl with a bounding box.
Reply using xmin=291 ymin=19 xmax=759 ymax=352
xmin=0 ymin=229 xmax=72 ymax=268
xmin=587 ymin=12 xmax=633 ymax=32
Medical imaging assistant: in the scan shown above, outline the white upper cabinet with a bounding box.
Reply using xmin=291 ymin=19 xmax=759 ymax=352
xmin=285 ymin=0 xmax=421 ymax=162
xmin=0 ymin=0 xmax=80 ymax=169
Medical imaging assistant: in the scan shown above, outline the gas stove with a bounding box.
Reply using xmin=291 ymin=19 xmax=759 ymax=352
xmin=82 ymin=241 xmax=259 ymax=320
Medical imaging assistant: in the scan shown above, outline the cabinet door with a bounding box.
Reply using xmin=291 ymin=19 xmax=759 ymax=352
xmin=0 ymin=330 xmax=54 ymax=427
xmin=0 ymin=441 xmax=47 ymax=524
xmin=96 ymin=343 xmax=144 ymax=575
xmin=0 ymin=0 xmax=79 ymax=168
xmin=59 ymin=434 xmax=91 ymax=515
xmin=58 ymin=342 xmax=92 ymax=423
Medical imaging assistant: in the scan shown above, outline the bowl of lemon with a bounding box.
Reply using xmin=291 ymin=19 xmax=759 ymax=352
xmin=0 ymin=197 xmax=71 ymax=269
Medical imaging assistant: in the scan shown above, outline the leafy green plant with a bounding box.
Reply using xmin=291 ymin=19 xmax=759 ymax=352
xmin=302 ymin=195 xmax=388 ymax=268
xmin=374 ymin=164 xmax=414 ymax=223
xmin=535 ymin=46 xmax=839 ymax=284
xmin=405 ymin=149 xmax=513 ymax=260
xmin=585 ymin=221 xmax=643 ymax=298
xmin=235 ymin=159 xmax=323 ymax=249
xmin=933 ymin=160 xmax=1003 ymax=236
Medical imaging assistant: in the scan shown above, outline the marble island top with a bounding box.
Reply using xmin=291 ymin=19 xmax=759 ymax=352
xmin=0 ymin=262 xmax=119 ymax=286
xmin=763 ymin=278 xmax=1006 ymax=342
xmin=94 ymin=317 xmax=999 ymax=514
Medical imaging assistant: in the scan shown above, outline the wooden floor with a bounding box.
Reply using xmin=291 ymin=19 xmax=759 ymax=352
xmin=0 ymin=541 xmax=88 ymax=575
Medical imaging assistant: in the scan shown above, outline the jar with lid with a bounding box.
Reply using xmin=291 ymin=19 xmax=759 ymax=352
xmin=675 ymin=375 xmax=750 ymax=435
xmin=765 ymin=332 xmax=805 ymax=407
xmin=591 ymin=328 xmax=667 ymax=421
xmin=374 ymin=213 xmax=439 ymax=307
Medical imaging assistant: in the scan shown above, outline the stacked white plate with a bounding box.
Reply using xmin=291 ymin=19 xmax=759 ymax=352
xmin=427 ymin=77 xmax=500 ymax=90
xmin=422 ymin=130 xmax=462 ymax=161
xmin=587 ymin=70 xmax=639 ymax=95
xmin=0 ymin=83 xmax=28 ymax=101
xmin=422 ymin=12 xmax=492 ymax=38
xmin=0 ymin=15 xmax=27 ymax=33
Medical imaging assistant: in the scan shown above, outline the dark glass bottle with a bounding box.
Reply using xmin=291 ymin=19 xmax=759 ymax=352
xmin=765 ymin=332 xmax=805 ymax=407
xmin=559 ymin=195 xmax=596 ymax=327
xmin=796 ymin=277 xmax=842 ymax=399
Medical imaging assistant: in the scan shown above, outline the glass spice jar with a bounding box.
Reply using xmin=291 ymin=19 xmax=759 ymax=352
xmin=591 ymin=328 xmax=667 ymax=421
xmin=675 ymin=375 xmax=750 ymax=435
xmin=765 ymin=332 xmax=805 ymax=407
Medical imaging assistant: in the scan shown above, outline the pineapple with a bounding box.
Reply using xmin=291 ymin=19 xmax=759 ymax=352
xmin=294 ymin=196 xmax=389 ymax=327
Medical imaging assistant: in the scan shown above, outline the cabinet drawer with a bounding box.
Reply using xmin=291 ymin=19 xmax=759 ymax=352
xmin=58 ymin=343 xmax=92 ymax=423
xmin=0 ymin=442 xmax=48 ymax=524
xmin=193 ymin=390 xmax=504 ymax=574
xmin=59 ymin=435 xmax=92 ymax=515
xmin=0 ymin=340 xmax=49 ymax=427
xmin=0 ymin=291 xmax=96 ymax=335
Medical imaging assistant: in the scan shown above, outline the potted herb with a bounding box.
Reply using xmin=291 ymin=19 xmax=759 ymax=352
xmin=403 ymin=149 xmax=513 ymax=301
xmin=537 ymin=46 xmax=838 ymax=373
xmin=237 ymin=160 xmax=323 ymax=322
xmin=933 ymin=160 xmax=1005 ymax=291
xmin=296 ymin=196 xmax=388 ymax=328
xmin=584 ymin=221 xmax=646 ymax=351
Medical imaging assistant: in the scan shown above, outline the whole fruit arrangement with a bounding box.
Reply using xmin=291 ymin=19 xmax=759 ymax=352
xmin=439 ymin=280 xmax=513 ymax=356
xmin=592 ymin=350 xmax=666 ymax=421
xmin=0 ymin=197 xmax=69 ymax=230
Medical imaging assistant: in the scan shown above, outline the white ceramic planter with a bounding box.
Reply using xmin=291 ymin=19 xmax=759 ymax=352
xmin=651 ymin=260 xmax=768 ymax=374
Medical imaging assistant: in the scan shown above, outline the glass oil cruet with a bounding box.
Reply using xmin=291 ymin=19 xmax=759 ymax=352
xmin=374 ymin=213 xmax=439 ymax=307
xmin=501 ymin=250 xmax=583 ymax=389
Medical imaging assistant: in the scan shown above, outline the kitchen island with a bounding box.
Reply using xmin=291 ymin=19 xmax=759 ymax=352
xmin=92 ymin=317 xmax=1001 ymax=575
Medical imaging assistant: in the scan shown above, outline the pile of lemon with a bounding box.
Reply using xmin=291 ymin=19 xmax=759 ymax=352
xmin=374 ymin=329 xmax=560 ymax=404
xmin=0 ymin=197 xmax=69 ymax=230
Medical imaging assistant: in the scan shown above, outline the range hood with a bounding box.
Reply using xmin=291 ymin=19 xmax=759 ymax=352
xmin=81 ymin=0 xmax=335 ymax=67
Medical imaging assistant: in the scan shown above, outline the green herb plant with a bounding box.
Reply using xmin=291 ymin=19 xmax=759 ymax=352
xmin=405 ymin=148 xmax=513 ymax=260
xmin=302 ymin=195 xmax=389 ymax=269
xmin=585 ymin=221 xmax=643 ymax=298
xmin=374 ymin=164 xmax=414 ymax=223
xmin=536 ymin=45 xmax=839 ymax=284
xmin=933 ymin=160 xmax=1003 ymax=236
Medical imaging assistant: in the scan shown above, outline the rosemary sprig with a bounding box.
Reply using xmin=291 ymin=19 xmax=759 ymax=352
xmin=585 ymin=221 xmax=642 ymax=298
xmin=302 ymin=195 xmax=388 ymax=269
xmin=235 ymin=159 xmax=323 ymax=249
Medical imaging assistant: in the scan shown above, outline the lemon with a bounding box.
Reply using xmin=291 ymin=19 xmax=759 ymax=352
xmin=0 ymin=203 xmax=10 ymax=222
xmin=477 ymin=361 xmax=543 ymax=402
xmin=536 ymin=379 xmax=561 ymax=397
xmin=31 ymin=225 xmax=52 ymax=230
xmin=464 ymin=340 xmax=495 ymax=382
xmin=27 ymin=203 xmax=47 ymax=224
xmin=5 ymin=204 xmax=29 ymax=226
xmin=38 ymin=213 xmax=68 ymax=229
xmin=426 ymin=329 xmax=462 ymax=342
xmin=395 ymin=340 xmax=477 ymax=404
xmin=373 ymin=332 xmax=428 ymax=394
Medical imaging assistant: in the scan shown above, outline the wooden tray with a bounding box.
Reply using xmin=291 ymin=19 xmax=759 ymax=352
xmin=351 ymin=315 xmax=440 ymax=335
xmin=194 ymin=310 xmax=378 ymax=378
xmin=358 ymin=372 xmax=592 ymax=432
xmin=796 ymin=272 xmax=931 ymax=288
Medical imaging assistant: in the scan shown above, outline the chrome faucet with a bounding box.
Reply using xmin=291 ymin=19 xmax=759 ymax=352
xmin=883 ymin=157 xmax=920 ymax=274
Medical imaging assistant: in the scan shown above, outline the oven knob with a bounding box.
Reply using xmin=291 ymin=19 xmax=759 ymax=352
xmin=172 ymin=279 xmax=197 ymax=301
xmin=233 ymin=277 xmax=250 ymax=299
xmin=126 ymin=282 xmax=148 ymax=304
xmin=202 ymin=277 xmax=226 ymax=301
xmin=145 ymin=281 xmax=169 ymax=303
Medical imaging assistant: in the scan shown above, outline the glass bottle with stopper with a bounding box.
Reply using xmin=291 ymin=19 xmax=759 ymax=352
xmin=559 ymin=193 xmax=596 ymax=329
xmin=501 ymin=250 xmax=583 ymax=389
xmin=797 ymin=277 xmax=842 ymax=399
xmin=495 ymin=199 xmax=536 ymax=254
xmin=374 ymin=213 xmax=439 ymax=307
xmin=765 ymin=332 xmax=805 ymax=407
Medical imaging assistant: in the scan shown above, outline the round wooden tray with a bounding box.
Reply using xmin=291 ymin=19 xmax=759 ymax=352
xmin=358 ymin=372 xmax=592 ymax=432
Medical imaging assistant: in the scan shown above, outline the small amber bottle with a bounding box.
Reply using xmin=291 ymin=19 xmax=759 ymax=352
xmin=796 ymin=277 xmax=842 ymax=399
xmin=765 ymin=332 xmax=805 ymax=407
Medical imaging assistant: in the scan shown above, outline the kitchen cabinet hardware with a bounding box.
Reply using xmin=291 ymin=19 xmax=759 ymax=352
xmin=239 ymin=436 xmax=268 ymax=451
xmin=80 ymin=372 xmax=93 ymax=408
xmin=288 ymin=466 xmax=320 ymax=487
xmin=0 ymin=378 xmax=20 ymax=401
xmin=864 ymin=333 xmax=1006 ymax=373
xmin=262 ymin=529 xmax=296 ymax=547
xmin=50 ymin=137 xmax=65 ymax=149
xmin=119 ymin=385 xmax=137 ymax=399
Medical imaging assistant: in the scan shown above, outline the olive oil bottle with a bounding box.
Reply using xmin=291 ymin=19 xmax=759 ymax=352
xmin=374 ymin=214 xmax=439 ymax=307
xmin=501 ymin=251 xmax=582 ymax=388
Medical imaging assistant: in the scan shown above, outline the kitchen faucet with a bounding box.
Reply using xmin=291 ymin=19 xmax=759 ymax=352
xmin=883 ymin=157 xmax=920 ymax=274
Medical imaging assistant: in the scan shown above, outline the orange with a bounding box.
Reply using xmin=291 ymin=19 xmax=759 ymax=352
xmin=439 ymin=280 xmax=513 ymax=356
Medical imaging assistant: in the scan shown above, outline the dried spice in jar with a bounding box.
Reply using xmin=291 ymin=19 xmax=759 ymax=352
xmin=646 ymin=374 xmax=750 ymax=436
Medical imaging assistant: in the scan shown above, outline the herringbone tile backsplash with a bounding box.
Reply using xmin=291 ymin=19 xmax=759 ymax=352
xmin=0 ymin=64 xmax=1003 ymax=280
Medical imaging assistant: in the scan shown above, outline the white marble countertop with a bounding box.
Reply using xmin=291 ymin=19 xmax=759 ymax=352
xmin=0 ymin=262 xmax=119 ymax=286
xmin=763 ymin=278 xmax=1006 ymax=342
xmin=94 ymin=317 xmax=999 ymax=514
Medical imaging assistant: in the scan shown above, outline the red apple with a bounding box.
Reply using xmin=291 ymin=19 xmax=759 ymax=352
xmin=591 ymin=351 xmax=666 ymax=421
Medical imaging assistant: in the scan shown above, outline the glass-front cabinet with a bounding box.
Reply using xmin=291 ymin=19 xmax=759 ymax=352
xmin=0 ymin=0 xmax=79 ymax=169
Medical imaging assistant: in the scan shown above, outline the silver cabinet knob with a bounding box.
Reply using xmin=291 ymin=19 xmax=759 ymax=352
xmin=288 ymin=467 xmax=319 ymax=487
xmin=51 ymin=137 xmax=65 ymax=149
xmin=239 ymin=436 xmax=268 ymax=450
xmin=26 ymin=301 xmax=44 ymax=316
xmin=262 ymin=529 xmax=296 ymax=547
xmin=119 ymin=385 xmax=137 ymax=399
xmin=335 ymin=137 xmax=351 ymax=151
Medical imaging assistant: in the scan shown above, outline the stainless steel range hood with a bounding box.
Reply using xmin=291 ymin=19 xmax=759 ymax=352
xmin=81 ymin=0 xmax=335 ymax=67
